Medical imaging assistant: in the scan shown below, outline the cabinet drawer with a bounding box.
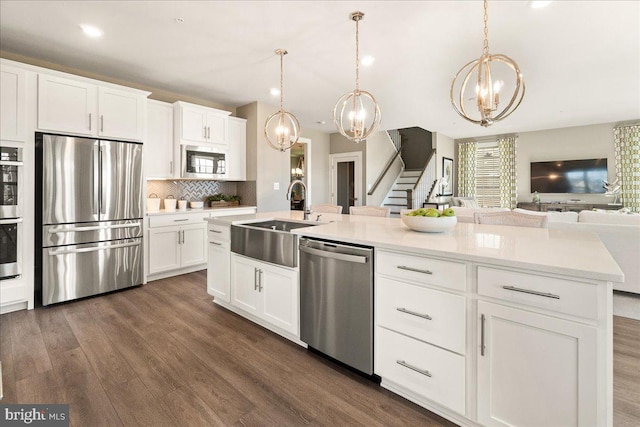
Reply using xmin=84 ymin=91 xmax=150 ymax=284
xmin=149 ymin=213 xmax=208 ymax=228
xmin=376 ymin=327 xmax=465 ymax=415
xmin=208 ymin=223 xmax=230 ymax=241
xmin=377 ymin=250 xmax=466 ymax=292
xmin=477 ymin=266 xmax=598 ymax=319
xmin=377 ymin=277 xmax=466 ymax=355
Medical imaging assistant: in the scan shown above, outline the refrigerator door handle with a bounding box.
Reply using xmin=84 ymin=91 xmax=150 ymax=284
xmin=0 ymin=218 xmax=23 ymax=225
xmin=48 ymin=240 xmax=141 ymax=256
xmin=99 ymin=145 xmax=106 ymax=215
xmin=48 ymin=222 xmax=142 ymax=234
xmin=93 ymin=144 xmax=100 ymax=216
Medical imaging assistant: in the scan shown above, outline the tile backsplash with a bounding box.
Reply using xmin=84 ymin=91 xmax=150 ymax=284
xmin=147 ymin=180 xmax=256 ymax=206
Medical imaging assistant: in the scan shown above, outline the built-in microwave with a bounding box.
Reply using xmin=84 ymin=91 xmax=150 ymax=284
xmin=181 ymin=145 xmax=226 ymax=179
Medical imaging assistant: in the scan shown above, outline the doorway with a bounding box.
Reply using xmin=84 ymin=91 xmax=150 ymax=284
xmin=330 ymin=152 xmax=362 ymax=213
xmin=289 ymin=137 xmax=311 ymax=211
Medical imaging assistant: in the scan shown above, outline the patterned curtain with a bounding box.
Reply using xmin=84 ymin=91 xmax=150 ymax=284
xmin=498 ymin=136 xmax=517 ymax=209
xmin=457 ymin=142 xmax=477 ymax=197
xmin=614 ymin=124 xmax=640 ymax=212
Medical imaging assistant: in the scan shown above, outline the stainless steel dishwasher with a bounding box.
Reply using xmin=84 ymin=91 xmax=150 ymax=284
xmin=299 ymin=237 xmax=374 ymax=375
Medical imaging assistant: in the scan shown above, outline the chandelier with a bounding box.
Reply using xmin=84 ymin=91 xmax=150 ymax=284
xmin=450 ymin=0 xmax=525 ymax=127
xmin=333 ymin=11 xmax=381 ymax=143
xmin=265 ymin=49 xmax=300 ymax=151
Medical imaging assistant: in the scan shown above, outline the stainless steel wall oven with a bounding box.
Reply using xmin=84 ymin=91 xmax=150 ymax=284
xmin=0 ymin=146 xmax=23 ymax=280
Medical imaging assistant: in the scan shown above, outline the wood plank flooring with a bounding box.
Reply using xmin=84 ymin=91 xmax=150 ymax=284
xmin=0 ymin=271 xmax=638 ymax=426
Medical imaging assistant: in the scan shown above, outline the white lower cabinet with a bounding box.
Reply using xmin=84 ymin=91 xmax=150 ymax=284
xmin=477 ymin=301 xmax=598 ymax=427
xmin=376 ymin=326 xmax=466 ymax=414
xmin=207 ymin=240 xmax=230 ymax=303
xmin=230 ymin=253 xmax=298 ymax=336
xmin=148 ymin=222 xmax=207 ymax=275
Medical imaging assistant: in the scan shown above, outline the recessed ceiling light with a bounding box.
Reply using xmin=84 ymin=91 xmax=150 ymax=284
xmin=270 ymin=88 xmax=280 ymax=96
xmin=175 ymin=17 xmax=185 ymax=24
xmin=361 ymin=55 xmax=375 ymax=66
xmin=530 ymin=1 xmax=552 ymax=9
xmin=80 ymin=24 xmax=103 ymax=38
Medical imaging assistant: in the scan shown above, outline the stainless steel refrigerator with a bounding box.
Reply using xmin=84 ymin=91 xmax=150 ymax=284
xmin=35 ymin=133 xmax=143 ymax=305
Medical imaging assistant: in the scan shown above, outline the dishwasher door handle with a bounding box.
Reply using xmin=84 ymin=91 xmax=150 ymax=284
xmin=299 ymin=245 xmax=368 ymax=264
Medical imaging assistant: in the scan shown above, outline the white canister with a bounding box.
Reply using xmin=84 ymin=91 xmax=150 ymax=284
xmin=178 ymin=200 xmax=187 ymax=211
xmin=164 ymin=196 xmax=177 ymax=212
xmin=146 ymin=193 xmax=161 ymax=213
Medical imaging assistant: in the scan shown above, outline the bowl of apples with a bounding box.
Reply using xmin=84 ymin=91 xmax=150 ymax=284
xmin=401 ymin=207 xmax=457 ymax=233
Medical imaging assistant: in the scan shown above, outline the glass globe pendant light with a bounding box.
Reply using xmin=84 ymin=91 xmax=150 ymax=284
xmin=265 ymin=49 xmax=300 ymax=151
xmin=333 ymin=11 xmax=381 ymax=143
xmin=450 ymin=0 xmax=525 ymax=127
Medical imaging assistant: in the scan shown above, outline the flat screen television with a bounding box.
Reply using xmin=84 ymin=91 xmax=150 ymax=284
xmin=530 ymin=158 xmax=607 ymax=194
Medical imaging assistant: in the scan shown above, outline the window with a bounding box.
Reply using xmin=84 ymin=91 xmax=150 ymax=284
xmin=476 ymin=142 xmax=500 ymax=208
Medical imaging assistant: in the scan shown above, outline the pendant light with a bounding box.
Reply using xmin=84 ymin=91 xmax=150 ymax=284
xmin=450 ymin=0 xmax=525 ymax=127
xmin=333 ymin=11 xmax=381 ymax=143
xmin=265 ymin=49 xmax=300 ymax=151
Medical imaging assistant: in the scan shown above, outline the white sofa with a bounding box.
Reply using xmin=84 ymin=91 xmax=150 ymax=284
xmin=451 ymin=206 xmax=640 ymax=294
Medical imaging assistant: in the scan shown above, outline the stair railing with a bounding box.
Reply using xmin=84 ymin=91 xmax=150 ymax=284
xmin=367 ymin=131 xmax=405 ymax=196
xmin=408 ymin=151 xmax=437 ymax=209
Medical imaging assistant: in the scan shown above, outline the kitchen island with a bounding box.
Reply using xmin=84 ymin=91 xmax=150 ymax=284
xmin=207 ymin=210 xmax=622 ymax=427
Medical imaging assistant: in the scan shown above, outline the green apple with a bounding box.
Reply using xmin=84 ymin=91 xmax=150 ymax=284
xmin=425 ymin=209 xmax=440 ymax=217
xmin=442 ymin=208 xmax=456 ymax=217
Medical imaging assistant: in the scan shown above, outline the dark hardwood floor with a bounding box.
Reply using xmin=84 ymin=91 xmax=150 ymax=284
xmin=1 ymin=271 xmax=638 ymax=426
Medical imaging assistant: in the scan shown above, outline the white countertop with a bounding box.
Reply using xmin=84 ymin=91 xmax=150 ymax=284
xmin=147 ymin=205 xmax=257 ymax=216
xmin=208 ymin=210 xmax=624 ymax=283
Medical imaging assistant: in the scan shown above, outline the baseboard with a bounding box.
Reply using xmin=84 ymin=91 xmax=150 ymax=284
xmin=380 ymin=379 xmax=480 ymax=427
xmin=0 ymin=300 xmax=28 ymax=315
xmin=147 ymin=265 xmax=206 ymax=282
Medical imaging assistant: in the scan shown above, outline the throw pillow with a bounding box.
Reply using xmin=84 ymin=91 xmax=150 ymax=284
xmin=460 ymin=199 xmax=480 ymax=208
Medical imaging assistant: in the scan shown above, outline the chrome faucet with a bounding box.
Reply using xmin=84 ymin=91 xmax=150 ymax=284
xmin=286 ymin=179 xmax=310 ymax=220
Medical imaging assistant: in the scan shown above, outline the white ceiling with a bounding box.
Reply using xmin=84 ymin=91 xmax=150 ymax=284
xmin=1 ymin=1 xmax=638 ymax=139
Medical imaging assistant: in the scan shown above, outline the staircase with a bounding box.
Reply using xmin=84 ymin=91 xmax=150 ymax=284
xmin=383 ymin=170 xmax=422 ymax=216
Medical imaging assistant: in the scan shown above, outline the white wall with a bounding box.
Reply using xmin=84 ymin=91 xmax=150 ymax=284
xmin=237 ymin=101 xmax=290 ymax=212
xmin=516 ymin=123 xmax=616 ymax=204
xmin=237 ymin=103 xmax=332 ymax=212
xmin=365 ymin=130 xmax=401 ymax=206
xmin=434 ymin=132 xmax=456 ymax=192
xmin=300 ymin=127 xmax=331 ymax=205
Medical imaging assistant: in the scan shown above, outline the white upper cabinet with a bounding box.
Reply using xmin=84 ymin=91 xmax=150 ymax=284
xmin=38 ymin=74 xmax=97 ymax=136
xmin=226 ymin=116 xmax=246 ymax=181
xmin=145 ymin=100 xmax=174 ymax=178
xmin=37 ymin=73 xmax=148 ymax=141
xmin=98 ymin=86 xmax=145 ymax=141
xmin=0 ymin=64 xmax=28 ymax=142
xmin=174 ymin=101 xmax=230 ymax=146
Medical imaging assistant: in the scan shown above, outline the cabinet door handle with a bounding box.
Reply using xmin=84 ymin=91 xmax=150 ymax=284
xmin=397 ymin=265 xmax=433 ymax=275
xmin=254 ymin=268 xmax=259 ymax=290
xmin=173 ymin=219 xmax=189 ymax=222
xmin=210 ymin=241 xmax=222 ymax=246
xmin=100 ymin=115 xmax=104 ymax=132
xmin=209 ymin=229 xmax=222 ymax=233
xmin=89 ymin=113 xmax=92 ymax=130
xmin=170 ymin=160 xmax=173 ymax=175
xmin=181 ymin=230 xmax=185 ymax=243
xmin=480 ymin=313 xmax=486 ymax=356
xmin=396 ymin=360 xmax=432 ymax=377
xmin=258 ymin=269 xmax=263 ymax=292
xmin=502 ymin=285 xmax=560 ymax=300
xmin=177 ymin=231 xmax=182 ymax=245
xmin=396 ymin=307 xmax=432 ymax=320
